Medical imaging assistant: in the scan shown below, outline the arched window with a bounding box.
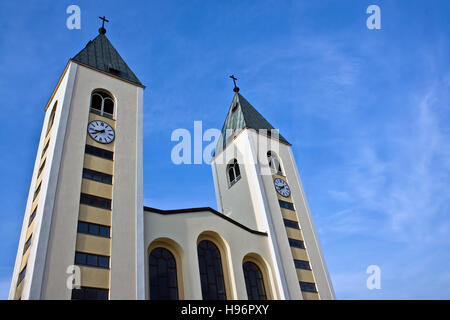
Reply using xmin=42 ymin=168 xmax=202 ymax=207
xmin=267 ymin=151 xmax=283 ymax=175
xmin=243 ymin=261 xmax=267 ymax=300
xmin=197 ymin=240 xmax=226 ymax=300
xmin=149 ymin=247 xmax=178 ymax=300
xmin=90 ymin=90 xmax=114 ymax=118
xmin=227 ymin=159 xmax=241 ymax=186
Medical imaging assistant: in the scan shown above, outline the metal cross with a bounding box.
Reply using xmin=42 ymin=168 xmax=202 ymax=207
xmin=230 ymin=75 xmax=240 ymax=92
xmin=99 ymin=16 xmax=109 ymax=28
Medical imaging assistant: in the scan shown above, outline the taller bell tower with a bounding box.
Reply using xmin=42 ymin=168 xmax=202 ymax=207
xmin=9 ymin=25 xmax=145 ymax=300
xmin=211 ymin=90 xmax=335 ymax=300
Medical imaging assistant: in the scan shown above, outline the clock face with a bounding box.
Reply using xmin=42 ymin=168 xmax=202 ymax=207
xmin=274 ymin=178 xmax=291 ymax=197
xmin=87 ymin=120 xmax=115 ymax=144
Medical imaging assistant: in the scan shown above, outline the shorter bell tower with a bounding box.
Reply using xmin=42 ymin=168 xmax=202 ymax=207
xmin=211 ymin=84 xmax=335 ymax=300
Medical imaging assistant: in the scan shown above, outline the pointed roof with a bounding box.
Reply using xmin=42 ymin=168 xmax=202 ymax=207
xmin=72 ymin=33 xmax=142 ymax=86
xmin=216 ymin=93 xmax=290 ymax=152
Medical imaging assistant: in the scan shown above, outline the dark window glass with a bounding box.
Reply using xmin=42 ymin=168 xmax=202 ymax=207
xmin=41 ymin=140 xmax=50 ymax=158
xmin=29 ymin=207 xmax=37 ymax=226
xmin=91 ymin=94 xmax=102 ymax=111
xmin=283 ymin=219 xmax=300 ymax=229
xmin=33 ymin=182 xmax=41 ymax=201
xmin=197 ymin=240 xmax=226 ymax=300
xmin=98 ymin=256 xmax=109 ymax=268
xmin=90 ymin=91 xmax=114 ymax=118
xmin=294 ymin=259 xmax=311 ymax=270
xmin=279 ymin=200 xmax=295 ymax=211
xmin=75 ymin=251 xmax=109 ymax=269
xmin=99 ymin=226 xmax=110 ymax=237
xmin=75 ymin=252 xmax=87 ymax=265
xmin=46 ymin=101 xmax=57 ymax=136
xmin=243 ymin=261 xmax=267 ymax=300
xmin=89 ymin=223 xmax=100 ymax=235
xmin=80 ymin=193 xmax=111 ymax=210
xmin=71 ymin=287 xmax=109 ymax=300
xmin=23 ymin=235 xmax=32 ymax=254
xmin=77 ymin=221 xmax=89 ymax=234
xmin=227 ymin=159 xmax=241 ymax=187
xmin=85 ymin=145 xmax=114 ymax=160
xmin=300 ymin=281 xmax=317 ymax=293
xmin=17 ymin=266 xmax=27 ymax=285
xmin=149 ymin=247 xmax=178 ymax=300
xmin=96 ymin=289 xmax=109 ymax=300
xmin=38 ymin=160 xmax=46 ymax=178
xmin=77 ymin=221 xmax=110 ymax=238
xmin=228 ymin=167 xmax=235 ymax=182
xmin=288 ymin=238 xmax=305 ymax=249
xmin=87 ymin=255 xmax=98 ymax=266
xmin=103 ymin=98 xmax=114 ymax=115
xmin=83 ymin=168 xmax=112 ymax=184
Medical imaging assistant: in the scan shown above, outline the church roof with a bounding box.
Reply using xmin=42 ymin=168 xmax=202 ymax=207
xmin=72 ymin=33 xmax=142 ymax=86
xmin=216 ymin=93 xmax=290 ymax=152
xmin=144 ymin=206 xmax=267 ymax=236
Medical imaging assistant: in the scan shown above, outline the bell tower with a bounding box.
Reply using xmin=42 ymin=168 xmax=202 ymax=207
xmin=211 ymin=86 xmax=335 ymax=300
xmin=9 ymin=22 xmax=145 ymax=300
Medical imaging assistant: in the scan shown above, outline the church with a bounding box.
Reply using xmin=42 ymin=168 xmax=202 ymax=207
xmin=9 ymin=22 xmax=335 ymax=300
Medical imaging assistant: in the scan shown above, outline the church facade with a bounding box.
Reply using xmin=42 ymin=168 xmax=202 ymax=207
xmin=9 ymin=27 xmax=335 ymax=300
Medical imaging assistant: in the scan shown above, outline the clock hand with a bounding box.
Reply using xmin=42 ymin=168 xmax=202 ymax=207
xmin=91 ymin=129 xmax=105 ymax=134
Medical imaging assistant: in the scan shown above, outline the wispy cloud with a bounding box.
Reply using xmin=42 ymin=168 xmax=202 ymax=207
xmin=321 ymin=87 xmax=450 ymax=241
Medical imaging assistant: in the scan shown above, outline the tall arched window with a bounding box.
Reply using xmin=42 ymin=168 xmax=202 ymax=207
xmin=197 ymin=240 xmax=226 ymax=300
xmin=149 ymin=247 xmax=178 ymax=300
xmin=267 ymin=151 xmax=283 ymax=175
xmin=227 ymin=159 xmax=241 ymax=186
xmin=243 ymin=261 xmax=267 ymax=300
xmin=90 ymin=90 xmax=114 ymax=118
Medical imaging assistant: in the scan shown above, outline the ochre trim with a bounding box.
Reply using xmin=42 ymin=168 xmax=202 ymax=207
xmin=44 ymin=62 xmax=70 ymax=111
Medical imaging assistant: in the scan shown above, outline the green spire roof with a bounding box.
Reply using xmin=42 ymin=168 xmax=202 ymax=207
xmin=72 ymin=33 xmax=142 ymax=86
xmin=216 ymin=93 xmax=290 ymax=152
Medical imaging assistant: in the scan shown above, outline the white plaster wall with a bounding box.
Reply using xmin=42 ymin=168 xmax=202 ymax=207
xmin=211 ymin=132 xmax=260 ymax=230
xmin=9 ymin=63 xmax=77 ymax=300
xmin=143 ymin=209 xmax=281 ymax=300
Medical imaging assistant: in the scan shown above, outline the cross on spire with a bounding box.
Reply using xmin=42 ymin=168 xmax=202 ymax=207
xmin=229 ymin=75 xmax=240 ymax=93
xmin=98 ymin=16 xmax=109 ymax=34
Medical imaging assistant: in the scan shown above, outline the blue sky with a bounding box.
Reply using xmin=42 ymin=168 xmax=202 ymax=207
xmin=1 ymin=0 xmax=449 ymax=299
